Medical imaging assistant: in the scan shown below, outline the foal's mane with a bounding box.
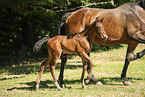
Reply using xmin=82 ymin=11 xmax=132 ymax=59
xmin=67 ymin=21 xmax=96 ymax=39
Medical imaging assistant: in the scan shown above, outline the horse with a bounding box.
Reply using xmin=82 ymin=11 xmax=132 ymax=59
xmin=57 ymin=0 xmax=145 ymax=87
xmin=35 ymin=18 xmax=108 ymax=90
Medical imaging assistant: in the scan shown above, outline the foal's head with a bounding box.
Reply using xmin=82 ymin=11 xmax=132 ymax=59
xmin=95 ymin=17 xmax=108 ymax=41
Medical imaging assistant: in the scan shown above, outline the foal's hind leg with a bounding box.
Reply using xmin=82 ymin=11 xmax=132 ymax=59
xmin=36 ymin=58 xmax=50 ymax=91
xmin=50 ymin=57 xmax=62 ymax=90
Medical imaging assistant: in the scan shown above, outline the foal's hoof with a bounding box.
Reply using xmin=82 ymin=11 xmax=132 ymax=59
xmin=60 ymin=84 xmax=66 ymax=88
xmin=58 ymin=87 xmax=63 ymax=91
xmin=82 ymin=85 xmax=86 ymax=89
xmin=96 ymin=81 xmax=102 ymax=85
xmin=123 ymin=80 xmax=132 ymax=86
xmin=35 ymin=85 xmax=39 ymax=91
xmin=85 ymin=80 xmax=90 ymax=84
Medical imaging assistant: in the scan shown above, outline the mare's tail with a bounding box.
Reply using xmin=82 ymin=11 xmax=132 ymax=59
xmin=33 ymin=36 xmax=50 ymax=52
xmin=58 ymin=12 xmax=72 ymax=35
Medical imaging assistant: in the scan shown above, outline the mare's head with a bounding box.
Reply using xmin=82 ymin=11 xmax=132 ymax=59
xmin=137 ymin=0 xmax=145 ymax=9
xmin=95 ymin=17 xmax=108 ymax=41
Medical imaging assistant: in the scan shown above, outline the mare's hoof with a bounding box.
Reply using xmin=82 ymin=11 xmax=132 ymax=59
xmin=96 ymin=81 xmax=102 ymax=85
xmin=123 ymin=81 xmax=132 ymax=86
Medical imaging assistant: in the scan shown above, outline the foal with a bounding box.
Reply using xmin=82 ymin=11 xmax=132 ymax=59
xmin=36 ymin=18 xmax=108 ymax=90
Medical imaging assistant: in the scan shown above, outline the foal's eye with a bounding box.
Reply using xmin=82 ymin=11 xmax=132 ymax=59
xmin=97 ymin=26 xmax=101 ymax=30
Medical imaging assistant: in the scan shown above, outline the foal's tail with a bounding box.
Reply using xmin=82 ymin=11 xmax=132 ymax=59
xmin=33 ymin=36 xmax=50 ymax=52
xmin=33 ymin=12 xmax=72 ymax=52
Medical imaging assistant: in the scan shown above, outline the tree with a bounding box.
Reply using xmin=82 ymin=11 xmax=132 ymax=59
xmin=0 ymin=0 xmax=131 ymax=66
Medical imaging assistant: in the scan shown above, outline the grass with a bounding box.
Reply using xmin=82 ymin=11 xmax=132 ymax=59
xmin=0 ymin=44 xmax=145 ymax=97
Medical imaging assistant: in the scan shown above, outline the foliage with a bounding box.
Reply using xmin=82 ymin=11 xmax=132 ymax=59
xmin=0 ymin=0 xmax=134 ymax=66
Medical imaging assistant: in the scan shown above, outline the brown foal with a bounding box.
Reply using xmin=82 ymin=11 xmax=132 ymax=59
xmin=35 ymin=18 xmax=108 ymax=90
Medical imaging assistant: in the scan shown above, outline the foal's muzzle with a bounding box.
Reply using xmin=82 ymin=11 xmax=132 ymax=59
xmin=102 ymin=36 xmax=108 ymax=41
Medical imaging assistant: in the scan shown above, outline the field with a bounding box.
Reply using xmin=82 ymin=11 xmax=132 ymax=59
xmin=0 ymin=44 xmax=145 ymax=97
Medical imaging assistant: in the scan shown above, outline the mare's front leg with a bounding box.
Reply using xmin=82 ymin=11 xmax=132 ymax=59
xmin=58 ymin=53 xmax=69 ymax=88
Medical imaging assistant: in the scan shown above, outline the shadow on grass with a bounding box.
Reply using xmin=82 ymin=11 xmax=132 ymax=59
xmin=98 ymin=77 xmax=144 ymax=86
xmin=7 ymin=80 xmax=55 ymax=91
xmin=0 ymin=60 xmax=82 ymax=75
xmin=7 ymin=79 xmax=80 ymax=91
xmin=0 ymin=76 xmax=26 ymax=81
xmin=6 ymin=76 xmax=144 ymax=91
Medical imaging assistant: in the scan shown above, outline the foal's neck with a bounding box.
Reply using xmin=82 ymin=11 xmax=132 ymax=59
xmin=79 ymin=22 xmax=95 ymax=36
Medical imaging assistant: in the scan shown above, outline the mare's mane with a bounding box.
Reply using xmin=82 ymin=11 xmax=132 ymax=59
xmin=137 ymin=0 xmax=145 ymax=9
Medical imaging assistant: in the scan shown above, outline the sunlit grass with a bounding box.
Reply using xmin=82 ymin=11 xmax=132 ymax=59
xmin=0 ymin=44 xmax=145 ymax=97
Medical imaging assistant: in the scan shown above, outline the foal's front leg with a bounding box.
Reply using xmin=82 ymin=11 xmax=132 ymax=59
xmin=79 ymin=52 xmax=94 ymax=88
xmin=81 ymin=59 xmax=88 ymax=88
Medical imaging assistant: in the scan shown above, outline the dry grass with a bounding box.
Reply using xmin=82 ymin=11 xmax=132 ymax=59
xmin=0 ymin=44 xmax=145 ymax=97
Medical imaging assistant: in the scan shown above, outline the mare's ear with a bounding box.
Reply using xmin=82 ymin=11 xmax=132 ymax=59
xmin=139 ymin=0 xmax=145 ymax=9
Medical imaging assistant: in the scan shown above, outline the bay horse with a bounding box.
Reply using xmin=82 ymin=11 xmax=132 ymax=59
xmin=57 ymin=0 xmax=145 ymax=87
xmin=35 ymin=18 xmax=108 ymax=90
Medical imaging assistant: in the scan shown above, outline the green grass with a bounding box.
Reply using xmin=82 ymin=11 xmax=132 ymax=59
xmin=0 ymin=44 xmax=145 ymax=97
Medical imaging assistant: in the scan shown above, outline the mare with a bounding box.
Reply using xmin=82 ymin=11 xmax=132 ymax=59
xmin=57 ymin=0 xmax=145 ymax=87
xmin=35 ymin=18 xmax=108 ymax=90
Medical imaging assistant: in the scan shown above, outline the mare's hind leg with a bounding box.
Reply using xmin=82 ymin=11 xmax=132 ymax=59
xmin=121 ymin=43 xmax=145 ymax=86
xmin=50 ymin=57 xmax=62 ymax=90
xmin=58 ymin=53 xmax=69 ymax=88
xmin=36 ymin=58 xmax=50 ymax=91
xmin=121 ymin=44 xmax=138 ymax=86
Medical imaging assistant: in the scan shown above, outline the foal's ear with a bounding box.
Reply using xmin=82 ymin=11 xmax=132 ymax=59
xmin=100 ymin=17 xmax=104 ymax=22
